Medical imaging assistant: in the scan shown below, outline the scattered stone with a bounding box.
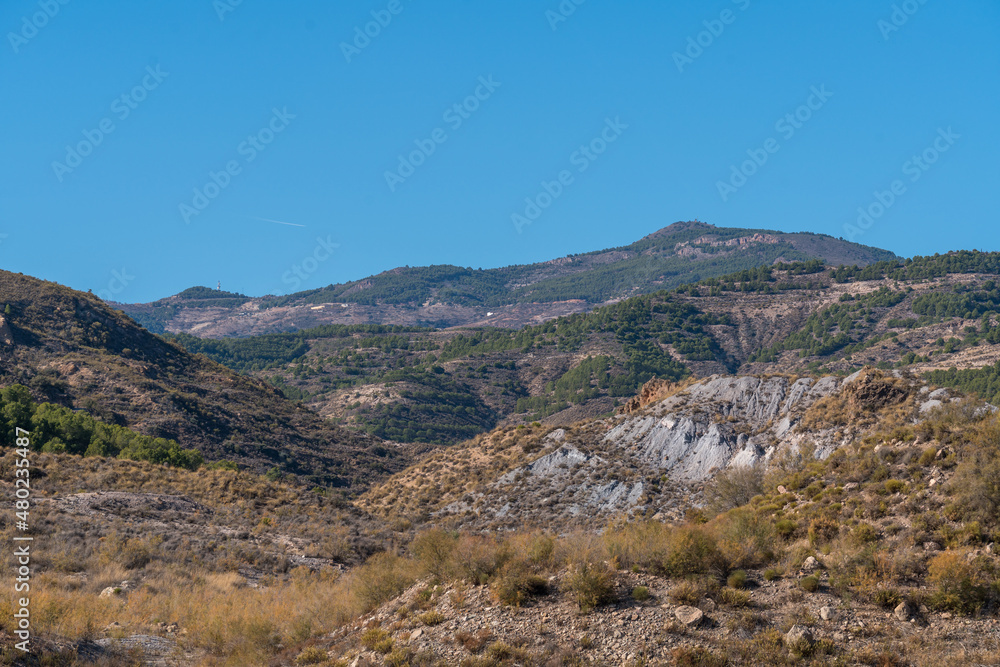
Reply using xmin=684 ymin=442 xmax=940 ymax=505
xmin=894 ymin=601 xmax=914 ymax=622
xmin=674 ymin=605 xmax=704 ymax=627
xmin=699 ymin=598 xmax=717 ymax=613
xmin=923 ymin=542 xmax=942 ymax=552
xmin=785 ymin=625 xmax=814 ymax=647
xmin=844 ymin=483 xmax=859 ymax=491
xmin=820 ymin=606 xmax=835 ymax=621
xmin=410 ymin=628 xmax=423 ymax=641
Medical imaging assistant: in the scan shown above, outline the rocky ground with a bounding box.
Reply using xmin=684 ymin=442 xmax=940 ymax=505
xmin=320 ymin=569 xmax=1000 ymax=666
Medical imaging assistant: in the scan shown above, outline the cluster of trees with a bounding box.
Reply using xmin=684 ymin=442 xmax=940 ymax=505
xmin=831 ymin=251 xmax=1000 ymax=284
xmin=926 ymin=361 xmax=1000 ymax=407
xmin=912 ymin=281 xmax=1000 ymax=320
xmin=0 ymin=385 xmax=204 ymax=470
xmin=356 ymin=371 xmax=497 ymax=445
xmin=751 ymin=287 xmax=906 ymax=362
xmin=169 ymin=324 xmax=427 ymax=374
xmin=680 ymin=261 xmax=827 ymax=297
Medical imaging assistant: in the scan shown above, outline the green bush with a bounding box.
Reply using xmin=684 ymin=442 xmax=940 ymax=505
xmin=631 ymin=585 xmax=650 ymax=602
xmin=775 ymin=519 xmax=797 ymax=539
xmin=799 ymin=575 xmax=820 ymax=592
xmin=662 ymin=526 xmax=724 ymax=577
xmin=361 ymin=627 xmax=392 ymax=652
xmin=566 ymin=561 xmax=615 ymax=612
xmin=727 ymin=570 xmax=748 ymax=589
xmin=719 ymin=587 xmax=751 ymax=607
xmin=491 ymin=561 xmax=548 ymax=607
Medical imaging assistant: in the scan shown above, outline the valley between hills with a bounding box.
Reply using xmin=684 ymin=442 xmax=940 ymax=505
xmin=5 ymin=222 xmax=1000 ymax=665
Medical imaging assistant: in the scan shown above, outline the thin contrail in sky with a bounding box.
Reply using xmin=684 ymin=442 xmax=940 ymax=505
xmin=255 ymin=216 xmax=306 ymax=227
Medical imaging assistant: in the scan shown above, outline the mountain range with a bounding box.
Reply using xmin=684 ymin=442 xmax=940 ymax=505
xmin=115 ymin=221 xmax=896 ymax=336
xmin=7 ymin=221 xmax=1000 ymax=665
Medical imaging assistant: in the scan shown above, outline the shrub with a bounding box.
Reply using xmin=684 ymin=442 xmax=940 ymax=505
xmin=353 ymin=553 xmax=416 ymax=611
xmin=294 ymin=647 xmax=328 ymax=665
xmin=631 ymin=586 xmax=650 ymax=602
xmin=450 ymin=535 xmax=508 ymax=585
xmin=491 ymin=561 xmax=548 ymax=607
xmin=418 ymin=611 xmax=445 ymax=626
xmin=727 ymin=570 xmax=748 ymax=589
xmin=775 ymin=519 xmax=797 ymax=539
xmin=668 ymin=578 xmax=713 ymax=605
xmin=565 ymin=561 xmax=615 ymax=612
xmin=763 ymin=568 xmax=781 ymax=581
xmin=454 ymin=629 xmax=493 ymax=653
xmin=872 ymin=588 xmax=902 ymax=609
xmin=361 ymin=627 xmax=392 ymax=652
xmin=918 ymin=447 xmax=938 ymax=466
xmin=411 ymin=528 xmax=457 ymax=581
xmin=850 ymin=523 xmax=878 ymax=546
xmin=884 ymin=479 xmax=906 ymax=494
xmin=662 ymin=525 xmax=724 ymax=577
xmin=671 ymin=646 xmax=728 ymax=667
xmin=799 ymin=575 xmax=820 ymax=592
xmin=927 ymin=550 xmax=993 ymax=614
xmin=807 ymin=517 xmax=840 ymax=546
xmin=719 ymin=587 xmax=751 ymax=607
xmin=603 ymin=520 xmax=672 ymax=572
xmin=714 ymin=509 xmax=776 ymax=570
xmin=703 ymin=464 xmax=765 ymax=515
xmin=385 ymin=648 xmax=413 ymax=667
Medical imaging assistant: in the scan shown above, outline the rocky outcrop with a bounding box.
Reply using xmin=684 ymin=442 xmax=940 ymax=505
xmin=431 ymin=370 xmax=948 ymax=531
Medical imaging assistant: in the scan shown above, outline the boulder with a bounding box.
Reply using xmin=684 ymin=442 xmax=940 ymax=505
xmin=784 ymin=624 xmax=814 ymax=648
xmin=894 ymin=601 xmax=914 ymax=621
xmin=674 ymin=605 xmax=704 ymax=627
xmin=99 ymin=587 xmax=118 ymax=599
xmin=819 ymin=606 xmax=835 ymax=621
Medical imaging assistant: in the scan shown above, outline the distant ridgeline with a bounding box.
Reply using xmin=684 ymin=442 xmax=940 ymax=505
xmin=256 ymin=224 xmax=897 ymax=309
xmin=0 ymin=384 xmax=207 ymax=470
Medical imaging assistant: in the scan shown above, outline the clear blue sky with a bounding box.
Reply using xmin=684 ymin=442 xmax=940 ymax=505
xmin=2 ymin=0 xmax=998 ymax=302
